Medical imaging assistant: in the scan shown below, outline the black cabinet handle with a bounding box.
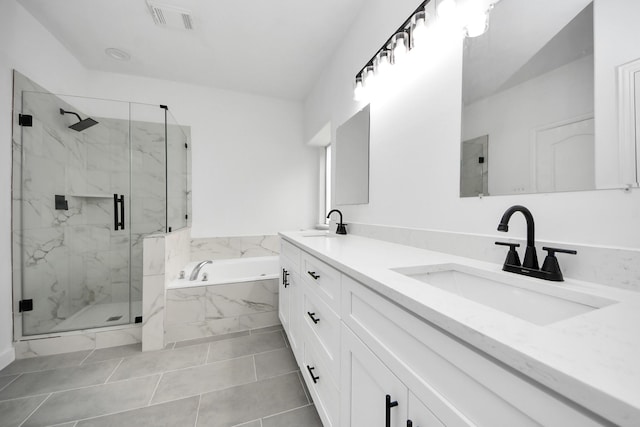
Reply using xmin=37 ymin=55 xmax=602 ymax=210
xmin=307 ymin=312 xmax=320 ymax=324
xmin=407 ymin=421 xmax=413 ymax=427
xmin=113 ymin=194 xmax=119 ymax=230
xmin=307 ymin=271 xmax=320 ymax=280
xmin=282 ymin=268 xmax=289 ymax=287
xmin=306 ymin=365 xmax=319 ymax=384
xmin=386 ymin=395 xmax=398 ymax=427
xmin=119 ymin=195 xmax=125 ymax=230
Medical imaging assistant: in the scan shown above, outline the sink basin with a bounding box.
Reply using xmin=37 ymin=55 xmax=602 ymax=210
xmin=391 ymin=264 xmax=616 ymax=325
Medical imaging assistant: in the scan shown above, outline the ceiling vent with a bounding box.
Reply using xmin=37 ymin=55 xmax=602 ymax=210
xmin=146 ymin=1 xmax=194 ymax=30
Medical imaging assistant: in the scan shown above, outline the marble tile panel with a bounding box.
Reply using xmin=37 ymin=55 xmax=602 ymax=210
xmin=190 ymin=237 xmax=242 ymax=261
xmin=142 ymin=274 xmax=165 ymax=352
xmin=75 ymin=396 xmax=199 ymax=427
xmin=207 ymin=331 xmax=285 ymax=363
xmin=0 ymin=395 xmax=48 ymax=427
xmin=165 ymin=287 xmax=206 ymax=325
xmin=254 ymin=347 xmax=298 ymax=380
xmin=0 ymin=359 xmax=120 ymax=401
xmin=240 ymin=235 xmax=280 ymax=258
xmin=204 ymin=280 xmax=278 ymax=319
xmin=143 ymin=236 xmax=165 ymax=276
xmin=262 ymin=405 xmax=323 ymax=427
xmin=13 ymin=337 xmax=94 ymax=361
xmin=82 ymin=344 xmax=142 ymax=365
xmin=95 ymin=326 xmax=141 ymax=349
xmin=22 ymin=374 xmax=161 ymax=427
xmin=196 ymin=372 xmax=308 ymax=427
xmin=163 ymin=310 xmax=279 ymax=343
xmin=108 ymin=344 xmax=208 ymax=381
xmin=151 ymin=355 xmax=255 ymax=403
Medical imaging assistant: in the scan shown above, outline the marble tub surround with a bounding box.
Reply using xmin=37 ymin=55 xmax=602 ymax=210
xmin=281 ymin=231 xmax=640 ymax=425
xmin=190 ymin=235 xmax=279 ymax=261
xmin=142 ymin=228 xmax=191 ymax=351
xmin=344 ymin=221 xmax=640 ymax=292
xmin=165 ymin=279 xmax=279 ymax=343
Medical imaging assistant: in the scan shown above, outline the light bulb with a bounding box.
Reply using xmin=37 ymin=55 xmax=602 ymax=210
xmin=363 ymin=65 xmax=376 ymax=90
xmin=392 ymin=33 xmax=408 ymax=64
xmin=376 ymin=50 xmax=392 ymax=77
xmin=411 ymin=11 xmax=428 ymax=47
xmin=353 ymin=78 xmax=365 ymax=102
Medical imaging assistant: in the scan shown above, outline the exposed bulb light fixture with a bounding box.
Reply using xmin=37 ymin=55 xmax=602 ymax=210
xmin=352 ymin=0 xmax=499 ymax=102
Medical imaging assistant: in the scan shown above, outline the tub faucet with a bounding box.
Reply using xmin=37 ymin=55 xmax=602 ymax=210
xmin=327 ymin=209 xmax=347 ymax=235
xmin=190 ymin=260 xmax=212 ymax=281
xmin=497 ymin=205 xmax=538 ymax=269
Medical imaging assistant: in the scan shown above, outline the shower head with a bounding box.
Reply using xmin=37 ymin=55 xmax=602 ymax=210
xmin=59 ymin=108 xmax=99 ymax=132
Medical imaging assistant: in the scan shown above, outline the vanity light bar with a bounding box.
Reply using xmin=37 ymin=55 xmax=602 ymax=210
xmin=354 ymin=0 xmax=432 ymax=88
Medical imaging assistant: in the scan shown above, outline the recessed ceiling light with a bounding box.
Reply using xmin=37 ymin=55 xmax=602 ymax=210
xmin=105 ymin=48 xmax=131 ymax=61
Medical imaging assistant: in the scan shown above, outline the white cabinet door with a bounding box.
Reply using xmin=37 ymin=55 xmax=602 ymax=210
xmin=407 ymin=392 xmax=445 ymax=427
xmin=341 ymin=326 xmax=407 ymax=427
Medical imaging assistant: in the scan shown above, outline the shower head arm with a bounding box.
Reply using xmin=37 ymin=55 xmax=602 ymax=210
xmin=59 ymin=108 xmax=82 ymax=122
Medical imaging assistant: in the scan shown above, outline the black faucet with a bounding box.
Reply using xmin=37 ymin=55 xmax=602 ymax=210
xmin=496 ymin=205 xmax=576 ymax=281
xmin=497 ymin=205 xmax=539 ymax=269
xmin=326 ymin=209 xmax=347 ymax=235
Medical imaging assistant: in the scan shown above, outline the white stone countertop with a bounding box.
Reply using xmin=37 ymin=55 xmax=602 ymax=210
xmin=279 ymin=230 xmax=640 ymax=426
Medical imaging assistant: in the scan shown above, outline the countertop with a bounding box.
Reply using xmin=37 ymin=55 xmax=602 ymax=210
xmin=280 ymin=231 xmax=640 ymax=426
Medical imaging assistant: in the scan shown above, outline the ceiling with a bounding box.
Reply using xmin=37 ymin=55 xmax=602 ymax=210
xmin=18 ymin=0 xmax=368 ymax=101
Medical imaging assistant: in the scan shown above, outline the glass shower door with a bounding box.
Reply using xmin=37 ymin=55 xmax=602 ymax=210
xmin=19 ymin=91 xmax=132 ymax=335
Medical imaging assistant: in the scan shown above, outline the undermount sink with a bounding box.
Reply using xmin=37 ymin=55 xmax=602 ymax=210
xmin=391 ymin=264 xmax=616 ymax=325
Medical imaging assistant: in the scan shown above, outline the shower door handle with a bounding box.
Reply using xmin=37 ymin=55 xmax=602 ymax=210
xmin=113 ymin=194 xmax=125 ymax=231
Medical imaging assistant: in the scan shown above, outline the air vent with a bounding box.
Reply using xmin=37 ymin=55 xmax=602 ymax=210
xmin=146 ymin=1 xmax=194 ymax=30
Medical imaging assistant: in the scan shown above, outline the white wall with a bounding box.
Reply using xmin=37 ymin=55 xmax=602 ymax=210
xmin=1 ymin=0 xmax=318 ymax=366
xmin=304 ymin=0 xmax=640 ymax=251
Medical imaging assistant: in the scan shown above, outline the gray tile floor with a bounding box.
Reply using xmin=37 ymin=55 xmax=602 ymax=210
xmin=0 ymin=325 xmax=323 ymax=427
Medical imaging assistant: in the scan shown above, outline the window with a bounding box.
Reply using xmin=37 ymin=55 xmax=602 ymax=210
xmin=325 ymin=144 xmax=332 ymax=224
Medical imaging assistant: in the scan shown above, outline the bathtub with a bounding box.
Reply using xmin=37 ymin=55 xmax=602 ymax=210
xmin=169 ymin=256 xmax=280 ymax=289
xmin=164 ymin=256 xmax=281 ymax=343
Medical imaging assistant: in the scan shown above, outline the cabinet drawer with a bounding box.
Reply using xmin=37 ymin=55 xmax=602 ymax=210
xmin=301 ymin=280 xmax=341 ymax=385
xmin=342 ymin=275 xmax=602 ymax=427
xmin=302 ymin=339 xmax=340 ymax=427
xmin=301 ymin=252 xmax=341 ymax=313
xmin=281 ymin=240 xmax=300 ymax=272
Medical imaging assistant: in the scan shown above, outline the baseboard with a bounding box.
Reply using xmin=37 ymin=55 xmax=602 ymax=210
xmin=0 ymin=345 xmax=16 ymax=370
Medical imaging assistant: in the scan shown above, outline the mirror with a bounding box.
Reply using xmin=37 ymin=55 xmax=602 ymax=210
xmin=460 ymin=0 xmax=639 ymax=197
xmin=335 ymin=104 xmax=370 ymax=205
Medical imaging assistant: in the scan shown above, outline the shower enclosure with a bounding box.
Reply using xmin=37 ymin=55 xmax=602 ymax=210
xmin=11 ymin=71 xmax=190 ymax=337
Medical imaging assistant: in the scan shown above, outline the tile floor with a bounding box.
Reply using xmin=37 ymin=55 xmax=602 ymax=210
xmin=0 ymin=325 xmax=323 ymax=427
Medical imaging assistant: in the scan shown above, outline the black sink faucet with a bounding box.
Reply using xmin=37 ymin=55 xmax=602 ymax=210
xmin=496 ymin=205 xmax=577 ymax=281
xmin=326 ymin=209 xmax=347 ymax=235
xmin=497 ymin=205 xmax=539 ymax=269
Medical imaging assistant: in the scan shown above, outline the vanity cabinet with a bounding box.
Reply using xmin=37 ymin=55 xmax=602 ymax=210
xmin=279 ymin=240 xmax=302 ymax=359
xmin=281 ymin=240 xmax=606 ymax=427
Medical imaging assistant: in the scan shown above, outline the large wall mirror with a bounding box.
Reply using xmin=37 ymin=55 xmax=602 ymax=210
xmin=335 ymin=104 xmax=370 ymax=205
xmin=460 ymin=0 xmax=640 ymax=197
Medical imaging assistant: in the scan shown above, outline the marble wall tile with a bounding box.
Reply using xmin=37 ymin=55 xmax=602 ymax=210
xmin=143 ymin=236 xmax=166 ymax=276
xmin=347 ymin=222 xmax=640 ymax=292
xmin=15 ymin=333 xmax=96 ymax=359
xmin=165 ymin=287 xmax=206 ymax=326
xmin=164 ymin=311 xmax=280 ymax=343
xmin=95 ymin=326 xmax=142 ymax=349
xmin=203 ymin=279 xmax=278 ymax=319
xmin=164 ymin=228 xmax=191 ymax=283
xmin=142 ymin=274 xmax=165 ymax=352
xmin=190 ymin=235 xmax=280 ymax=261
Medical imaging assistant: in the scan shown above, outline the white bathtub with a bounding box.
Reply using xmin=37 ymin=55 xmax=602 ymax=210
xmin=169 ymin=256 xmax=280 ymax=289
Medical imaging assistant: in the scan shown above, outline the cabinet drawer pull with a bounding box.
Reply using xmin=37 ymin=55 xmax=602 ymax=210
xmin=386 ymin=395 xmax=398 ymax=427
xmin=282 ymin=268 xmax=290 ymax=287
xmin=407 ymin=421 xmax=413 ymax=427
xmin=306 ymin=365 xmax=320 ymax=383
xmin=307 ymin=271 xmax=320 ymax=280
xmin=307 ymin=312 xmax=320 ymax=324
